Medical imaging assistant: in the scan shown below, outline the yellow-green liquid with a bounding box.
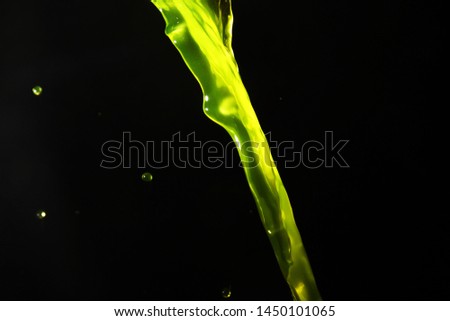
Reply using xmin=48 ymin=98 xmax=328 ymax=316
xmin=141 ymin=172 xmax=153 ymax=182
xmin=150 ymin=0 xmax=321 ymax=300
xmin=32 ymin=86 xmax=43 ymax=96
xmin=222 ymin=285 xmax=232 ymax=299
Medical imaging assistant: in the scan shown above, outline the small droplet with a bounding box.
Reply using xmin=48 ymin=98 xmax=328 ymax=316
xmin=36 ymin=210 xmax=47 ymax=220
xmin=141 ymin=172 xmax=153 ymax=182
xmin=222 ymin=286 xmax=231 ymax=299
xmin=32 ymin=86 xmax=43 ymax=96
xmin=97 ymin=112 xmax=102 ymax=117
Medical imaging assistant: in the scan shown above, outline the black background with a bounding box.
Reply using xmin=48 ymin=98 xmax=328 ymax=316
xmin=0 ymin=0 xmax=446 ymax=300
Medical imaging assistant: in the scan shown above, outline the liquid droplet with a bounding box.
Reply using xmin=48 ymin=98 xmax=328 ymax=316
xmin=221 ymin=286 xmax=231 ymax=299
xmin=36 ymin=210 xmax=47 ymax=220
xmin=32 ymin=86 xmax=43 ymax=96
xmin=141 ymin=172 xmax=153 ymax=182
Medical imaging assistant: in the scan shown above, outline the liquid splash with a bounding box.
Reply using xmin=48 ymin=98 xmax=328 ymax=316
xmin=150 ymin=0 xmax=321 ymax=300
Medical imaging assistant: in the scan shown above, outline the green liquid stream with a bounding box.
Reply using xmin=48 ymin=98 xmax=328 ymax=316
xmin=150 ymin=0 xmax=321 ymax=300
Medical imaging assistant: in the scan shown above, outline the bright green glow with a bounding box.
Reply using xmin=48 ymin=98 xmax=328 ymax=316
xmin=151 ymin=0 xmax=321 ymax=300
xmin=32 ymin=86 xmax=43 ymax=96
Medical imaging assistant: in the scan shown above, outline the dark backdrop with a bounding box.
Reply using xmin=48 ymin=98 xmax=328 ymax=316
xmin=0 ymin=0 xmax=445 ymax=300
